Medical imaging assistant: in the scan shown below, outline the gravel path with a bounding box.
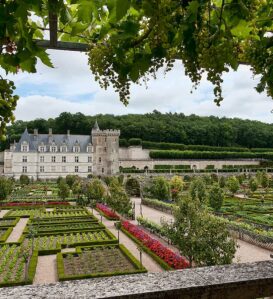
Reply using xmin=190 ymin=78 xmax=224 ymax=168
xmin=90 ymin=209 xmax=163 ymax=273
xmin=6 ymin=218 xmax=28 ymax=242
xmin=33 ymin=255 xmax=58 ymax=285
xmin=0 ymin=210 xmax=9 ymax=218
xmin=131 ymin=197 xmax=273 ymax=264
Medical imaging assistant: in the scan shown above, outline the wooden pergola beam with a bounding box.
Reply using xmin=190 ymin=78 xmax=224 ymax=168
xmin=35 ymin=40 xmax=90 ymax=52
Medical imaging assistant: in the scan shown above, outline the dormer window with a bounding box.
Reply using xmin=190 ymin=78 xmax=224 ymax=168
xmin=61 ymin=146 xmax=67 ymax=153
xmin=22 ymin=145 xmax=28 ymax=152
xmin=87 ymin=145 xmax=92 ymax=153
xmin=21 ymin=141 xmax=29 ymax=152
xmin=51 ymin=146 xmax=57 ymax=152
xmin=73 ymin=146 xmax=80 ymax=153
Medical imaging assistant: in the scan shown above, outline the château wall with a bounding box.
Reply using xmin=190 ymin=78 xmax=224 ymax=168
xmin=119 ymin=146 xmax=150 ymax=160
xmin=119 ymin=146 xmax=261 ymax=169
xmin=119 ymin=159 xmax=260 ymax=170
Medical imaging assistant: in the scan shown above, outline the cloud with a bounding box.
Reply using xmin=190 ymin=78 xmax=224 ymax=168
xmin=2 ymin=50 xmax=273 ymax=123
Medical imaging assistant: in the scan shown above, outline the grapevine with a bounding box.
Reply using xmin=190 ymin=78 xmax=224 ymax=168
xmin=0 ymin=78 xmax=18 ymax=141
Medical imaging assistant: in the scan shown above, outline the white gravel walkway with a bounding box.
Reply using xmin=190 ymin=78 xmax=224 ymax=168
xmin=0 ymin=210 xmax=9 ymax=218
xmin=33 ymin=255 xmax=58 ymax=285
xmin=131 ymin=197 xmax=273 ymax=264
xmin=6 ymin=218 xmax=28 ymax=242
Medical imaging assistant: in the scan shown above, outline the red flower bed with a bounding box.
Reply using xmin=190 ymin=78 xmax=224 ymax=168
xmin=0 ymin=201 xmax=69 ymax=207
xmin=122 ymin=221 xmax=189 ymax=269
xmin=96 ymin=203 xmax=119 ymax=220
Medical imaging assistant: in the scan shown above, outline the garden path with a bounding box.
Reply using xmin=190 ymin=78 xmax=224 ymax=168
xmin=6 ymin=218 xmax=28 ymax=242
xmin=131 ymin=197 xmax=273 ymax=264
xmin=0 ymin=210 xmax=9 ymax=218
xmin=33 ymin=255 xmax=58 ymax=284
xmin=89 ymin=208 xmax=163 ymax=273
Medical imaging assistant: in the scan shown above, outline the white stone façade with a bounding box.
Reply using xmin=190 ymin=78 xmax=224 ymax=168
xmin=1 ymin=121 xmax=120 ymax=179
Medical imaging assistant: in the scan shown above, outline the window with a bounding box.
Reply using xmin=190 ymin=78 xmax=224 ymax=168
xmin=52 ymin=156 xmax=56 ymax=163
xmin=61 ymin=146 xmax=67 ymax=153
xmin=40 ymin=156 xmax=44 ymax=163
xmin=87 ymin=146 xmax=92 ymax=153
xmin=39 ymin=146 xmax=45 ymax=152
xmin=88 ymin=166 xmax=92 ymax=173
xmin=51 ymin=166 xmax=56 ymax=172
xmin=62 ymin=156 xmax=66 ymax=163
xmin=22 ymin=156 xmax=27 ymax=163
xmin=99 ymin=157 xmax=101 ymax=163
xmin=62 ymin=166 xmax=66 ymax=172
xmin=22 ymin=145 xmax=28 ymax=152
xmin=88 ymin=156 xmax=92 ymax=163
xmin=75 ymin=166 xmax=79 ymax=173
xmin=51 ymin=146 xmax=57 ymax=152
xmin=40 ymin=166 xmax=44 ymax=173
xmin=75 ymin=156 xmax=79 ymax=163
xmin=22 ymin=166 xmax=27 ymax=173
xmin=74 ymin=146 xmax=80 ymax=153
xmin=104 ymin=147 xmax=107 ymax=152
xmin=105 ymin=137 xmax=107 ymax=142
xmin=102 ymin=168 xmax=104 ymax=173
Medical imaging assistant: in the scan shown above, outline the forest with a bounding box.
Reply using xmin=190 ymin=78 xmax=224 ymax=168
xmin=1 ymin=111 xmax=273 ymax=151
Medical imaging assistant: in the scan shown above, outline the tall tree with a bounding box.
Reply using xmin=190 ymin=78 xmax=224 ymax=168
xmin=162 ymin=196 xmax=236 ymax=267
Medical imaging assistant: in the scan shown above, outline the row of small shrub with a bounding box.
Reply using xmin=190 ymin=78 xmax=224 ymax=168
xmin=154 ymin=165 xmax=191 ymax=170
xmin=149 ymin=150 xmax=273 ymax=160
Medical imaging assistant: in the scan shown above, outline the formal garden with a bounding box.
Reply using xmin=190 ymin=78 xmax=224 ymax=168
xmin=0 ymin=176 xmax=151 ymax=287
xmin=0 ymin=170 xmax=272 ymax=287
xmin=0 ymin=174 xmax=195 ymax=287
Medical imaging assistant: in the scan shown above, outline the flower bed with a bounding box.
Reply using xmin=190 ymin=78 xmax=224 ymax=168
xmin=0 ymin=202 xmax=69 ymax=207
xmin=122 ymin=221 xmax=189 ymax=269
xmin=57 ymin=244 xmax=146 ymax=281
xmin=96 ymin=204 xmax=119 ymax=220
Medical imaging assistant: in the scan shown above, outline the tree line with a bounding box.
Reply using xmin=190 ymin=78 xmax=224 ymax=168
xmin=2 ymin=111 xmax=273 ymax=151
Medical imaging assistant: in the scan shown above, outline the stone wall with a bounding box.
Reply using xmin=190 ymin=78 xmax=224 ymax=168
xmin=119 ymin=146 xmax=150 ymax=160
xmin=1 ymin=261 xmax=273 ymax=299
xmin=119 ymin=158 xmax=260 ymax=170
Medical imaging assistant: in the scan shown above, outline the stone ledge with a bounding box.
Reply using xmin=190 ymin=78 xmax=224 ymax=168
xmin=1 ymin=261 xmax=273 ymax=299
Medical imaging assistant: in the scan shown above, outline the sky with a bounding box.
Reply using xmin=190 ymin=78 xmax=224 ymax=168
xmin=3 ymin=50 xmax=273 ymax=123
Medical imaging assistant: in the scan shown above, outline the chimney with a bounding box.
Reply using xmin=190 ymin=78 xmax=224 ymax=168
xmin=49 ymin=128 xmax=52 ymax=136
xmin=67 ymin=130 xmax=70 ymax=137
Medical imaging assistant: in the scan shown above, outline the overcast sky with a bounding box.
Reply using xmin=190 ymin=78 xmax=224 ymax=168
xmin=3 ymin=50 xmax=273 ymax=123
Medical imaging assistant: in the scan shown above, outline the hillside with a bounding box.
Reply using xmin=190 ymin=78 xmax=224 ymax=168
xmin=2 ymin=111 xmax=273 ymax=151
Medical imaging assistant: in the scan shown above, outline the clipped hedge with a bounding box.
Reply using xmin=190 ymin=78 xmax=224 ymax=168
xmin=142 ymin=141 xmax=249 ymax=152
xmin=128 ymin=138 xmax=142 ymax=146
xmin=0 ymin=227 xmax=13 ymax=243
xmin=150 ymin=150 xmax=273 ymax=160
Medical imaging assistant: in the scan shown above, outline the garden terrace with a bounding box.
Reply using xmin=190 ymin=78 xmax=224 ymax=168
xmin=57 ymin=244 xmax=147 ymax=281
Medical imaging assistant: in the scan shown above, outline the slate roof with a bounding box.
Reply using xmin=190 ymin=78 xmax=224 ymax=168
xmin=15 ymin=128 xmax=92 ymax=152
